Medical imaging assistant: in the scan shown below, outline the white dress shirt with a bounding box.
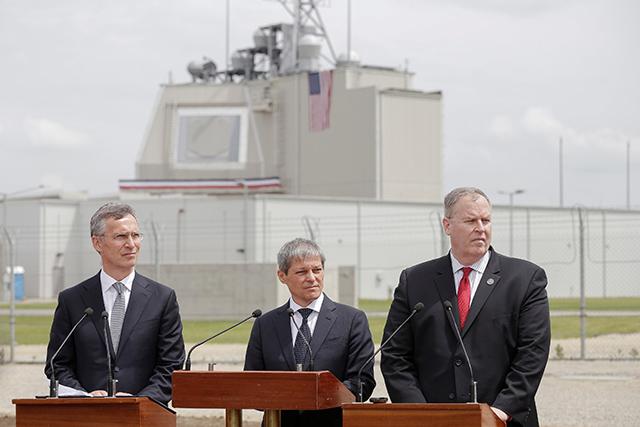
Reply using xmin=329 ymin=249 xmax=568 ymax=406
xmin=100 ymin=269 xmax=135 ymax=328
xmin=288 ymin=292 xmax=325 ymax=343
xmin=450 ymin=251 xmax=491 ymax=304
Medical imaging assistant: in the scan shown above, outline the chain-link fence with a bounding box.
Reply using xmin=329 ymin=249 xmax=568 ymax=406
xmin=1 ymin=198 xmax=639 ymax=361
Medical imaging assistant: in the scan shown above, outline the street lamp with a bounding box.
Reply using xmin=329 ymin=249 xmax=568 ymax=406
xmin=498 ymin=189 xmax=525 ymax=256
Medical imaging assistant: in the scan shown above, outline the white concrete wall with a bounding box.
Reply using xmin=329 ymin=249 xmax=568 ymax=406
xmin=10 ymin=195 xmax=640 ymax=302
xmin=380 ymin=90 xmax=442 ymax=202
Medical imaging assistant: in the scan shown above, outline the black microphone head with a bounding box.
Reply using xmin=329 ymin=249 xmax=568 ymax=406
xmin=414 ymin=302 xmax=424 ymax=312
xmin=101 ymin=310 xmax=109 ymax=319
xmin=286 ymin=307 xmax=295 ymax=316
xmin=443 ymin=300 xmax=453 ymax=310
xmin=84 ymin=307 xmax=94 ymax=316
xmin=252 ymin=309 xmax=262 ymax=318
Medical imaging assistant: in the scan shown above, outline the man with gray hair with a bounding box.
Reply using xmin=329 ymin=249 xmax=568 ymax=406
xmin=244 ymin=238 xmax=376 ymax=427
xmin=381 ymin=187 xmax=550 ymax=427
xmin=45 ymin=202 xmax=185 ymax=405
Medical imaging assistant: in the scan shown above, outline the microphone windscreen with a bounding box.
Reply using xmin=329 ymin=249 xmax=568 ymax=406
xmin=84 ymin=307 xmax=94 ymax=316
xmin=414 ymin=302 xmax=424 ymax=312
xmin=252 ymin=309 xmax=262 ymax=318
xmin=286 ymin=307 xmax=295 ymax=316
xmin=101 ymin=310 xmax=109 ymax=319
xmin=443 ymin=300 xmax=453 ymax=310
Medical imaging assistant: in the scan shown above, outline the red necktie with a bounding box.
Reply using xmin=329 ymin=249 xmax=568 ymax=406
xmin=458 ymin=267 xmax=472 ymax=328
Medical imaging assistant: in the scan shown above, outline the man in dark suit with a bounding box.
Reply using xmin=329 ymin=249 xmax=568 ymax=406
xmin=244 ymin=238 xmax=375 ymax=427
xmin=381 ymin=187 xmax=550 ymax=427
xmin=45 ymin=202 xmax=185 ymax=405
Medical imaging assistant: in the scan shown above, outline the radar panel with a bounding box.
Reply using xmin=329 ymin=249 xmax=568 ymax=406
xmin=173 ymin=107 xmax=248 ymax=169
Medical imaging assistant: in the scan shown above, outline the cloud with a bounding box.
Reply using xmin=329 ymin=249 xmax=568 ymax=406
xmin=24 ymin=118 xmax=91 ymax=147
xmin=488 ymin=114 xmax=514 ymax=139
xmin=522 ymin=107 xmax=564 ymax=136
xmin=521 ymin=107 xmax=632 ymax=151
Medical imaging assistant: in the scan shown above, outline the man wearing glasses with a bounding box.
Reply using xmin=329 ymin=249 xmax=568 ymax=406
xmin=45 ymin=202 xmax=185 ymax=405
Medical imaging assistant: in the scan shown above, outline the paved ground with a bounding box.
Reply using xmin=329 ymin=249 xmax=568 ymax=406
xmin=1 ymin=334 xmax=639 ymax=426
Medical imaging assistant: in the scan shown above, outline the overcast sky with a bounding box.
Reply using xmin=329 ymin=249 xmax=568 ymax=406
xmin=1 ymin=0 xmax=638 ymax=208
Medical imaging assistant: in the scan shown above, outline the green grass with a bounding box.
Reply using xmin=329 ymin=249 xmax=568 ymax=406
xmin=0 ymin=301 xmax=57 ymax=310
xmin=3 ymin=314 xmax=639 ymax=346
xmin=0 ymin=315 xmax=53 ymax=345
xmin=1 ymin=296 xmax=638 ymax=346
xmin=549 ymin=297 xmax=640 ymax=311
xmin=359 ymin=299 xmax=392 ymax=313
xmin=550 ymin=316 xmax=640 ymax=339
xmin=0 ymin=316 xmax=255 ymax=345
xmin=182 ymin=320 xmax=253 ymax=344
xmin=361 ymin=297 xmax=640 ymax=313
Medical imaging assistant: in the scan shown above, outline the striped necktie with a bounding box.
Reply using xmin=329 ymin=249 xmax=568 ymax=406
xmin=110 ymin=282 xmax=126 ymax=354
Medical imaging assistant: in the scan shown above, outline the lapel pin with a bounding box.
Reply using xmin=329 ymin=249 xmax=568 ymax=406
xmin=486 ymin=278 xmax=495 ymax=285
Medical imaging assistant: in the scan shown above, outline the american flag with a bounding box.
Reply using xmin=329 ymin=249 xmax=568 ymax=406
xmin=308 ymin=70 xmax=333 ymax=132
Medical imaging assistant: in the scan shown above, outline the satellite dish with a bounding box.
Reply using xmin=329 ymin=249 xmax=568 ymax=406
xmin=337 ymin=51 xmax=361 ymax=66
xmin=187 ymin=57 xmax=217 ymax=82
xmin=298 ymin=34 xmax=321 ymax=59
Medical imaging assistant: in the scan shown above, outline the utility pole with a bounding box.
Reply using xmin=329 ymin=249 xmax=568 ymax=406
xmin=559 ymin=137 xmax=564 ymax=207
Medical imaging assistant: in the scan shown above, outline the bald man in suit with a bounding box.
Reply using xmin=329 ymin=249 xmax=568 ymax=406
xmin=381 ymin=187 xmax=550 ymax=427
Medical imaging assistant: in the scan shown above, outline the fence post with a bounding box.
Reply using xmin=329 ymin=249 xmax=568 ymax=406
xmin=1 ymin=226 xmax=15 ymax=363
xmin=356 ymin=201 xmax=361 ymax=307
xmin=601 ymin=210 xmax=607 ymax=298
xmin=150 ymin=220 xmax=160 ymax=281
xmin=578 ymin=207 xmax=586 ymax=359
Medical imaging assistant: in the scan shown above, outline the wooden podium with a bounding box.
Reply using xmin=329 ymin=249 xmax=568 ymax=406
xmin=342 ymin=403 xmax=505 ymax=427
xmin=12 ymin=396 xmax=176 ymax=427
xmin=172 ymin=370 xmax=355 ymax=427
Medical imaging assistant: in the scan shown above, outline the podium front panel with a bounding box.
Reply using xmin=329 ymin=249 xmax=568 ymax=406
xmin=13 ymin=397 xmax=175 ymax=427
xmin=342 ymin=403 xmax=504 ymax=427
xmin=173 ymin=370 xmax=354 ymax=410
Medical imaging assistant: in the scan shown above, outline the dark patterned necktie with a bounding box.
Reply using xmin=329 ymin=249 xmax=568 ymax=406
xmin=110 ymin=282 xmax=125 ymax=353
xmin=458 ymin=267 xmax=472 ymax=328
xmin=293 ymin=308 xmax=313 ymax=366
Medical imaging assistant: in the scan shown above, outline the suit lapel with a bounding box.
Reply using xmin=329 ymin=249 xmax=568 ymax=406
xmin=80 ymin=273 xmax=108 ymax=348
xmin=115 ymin=273 xmax=152 ymax=358
xmin=434 ymin=255 xmax=460 ymax=325
xmin=462 ymin=249 xmax=501 ymax=337
xmin=310 ymin=295 xmax=337 ymax=356
xmin=274 ymin=303 xmax=296 ymax=370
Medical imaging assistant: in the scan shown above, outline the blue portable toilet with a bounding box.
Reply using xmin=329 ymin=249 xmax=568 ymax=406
xmin=13 ymin=266 xmax=25 ymax=301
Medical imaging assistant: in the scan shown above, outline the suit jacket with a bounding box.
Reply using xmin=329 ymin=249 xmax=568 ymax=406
xmin=45 ymin=272 xmax=185 ymax=405
xmin=244 ymin=294 xmax=376 ymax=427
xmin=380 ymin=249 xmax=550 ymax=427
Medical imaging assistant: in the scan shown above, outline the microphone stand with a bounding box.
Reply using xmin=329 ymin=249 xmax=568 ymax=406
xmin=102 ymin=311 xmax=117 ymax=397
xmin=185 ymin=309 xmax=262 ymax=370
xmin=48 ymin=307 xmax=93 ymax=397
xmin=444 ymin=301 xmax=477 ymax=403
xmin=357 ymin=302 xmax=424 ymax=402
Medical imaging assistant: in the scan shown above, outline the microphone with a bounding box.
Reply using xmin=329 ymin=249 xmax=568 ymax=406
xmin=101 ymin=311 xmax=116 ymax=396
xmin=287 ymin=308 xmax=314 ymax=371
xmin=48 ymin=307 xmax=93 ymax=397
xmin=357 ymin=302 xmax=423 ymax=402
xmin=185 ymin=309 xmax=262 ymax=370
xmin=443 ymin=300 xmax=477 ymax=403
